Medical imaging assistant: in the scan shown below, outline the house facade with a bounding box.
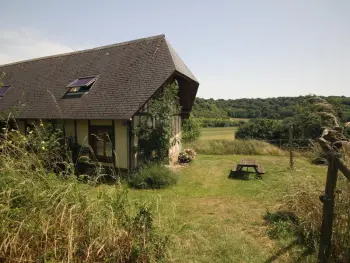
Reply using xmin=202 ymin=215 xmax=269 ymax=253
xmin=0 ymin=35 xmax=199 ymax=170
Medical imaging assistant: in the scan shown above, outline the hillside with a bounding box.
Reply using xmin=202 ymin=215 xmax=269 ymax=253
xmin=192 ymin=96 xmax=350 ymax=121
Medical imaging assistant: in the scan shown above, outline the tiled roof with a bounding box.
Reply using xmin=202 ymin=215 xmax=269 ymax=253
xmin=0 ymin=35 xmax=198 ymax=119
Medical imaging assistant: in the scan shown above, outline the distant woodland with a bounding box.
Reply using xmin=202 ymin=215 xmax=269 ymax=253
xmin=192 ymin=96 xmax=350 ymax=122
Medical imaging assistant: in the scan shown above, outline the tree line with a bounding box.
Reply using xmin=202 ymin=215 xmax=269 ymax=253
xmin=192 ymin=96 xmax=350 ymax=122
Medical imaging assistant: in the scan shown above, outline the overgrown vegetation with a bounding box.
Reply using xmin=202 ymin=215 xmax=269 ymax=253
xmin=266 ymin=175 xmax=350 ymax=262
xmin=187 ymin=139 xmax=285 ymax=156
xmin=265 ymin=98 xmax=350 ymax=262
xmin=135 ymin=82 xmax=181 ymax=163
xmin=0 ymin=123 xmax=168 ymax=262
xmin=128 ymin=163 xmax=178 ymax=189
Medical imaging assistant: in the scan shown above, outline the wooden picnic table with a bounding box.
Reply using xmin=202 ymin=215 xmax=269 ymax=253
xmin=234 ymin=158 xmax=265 ymax=177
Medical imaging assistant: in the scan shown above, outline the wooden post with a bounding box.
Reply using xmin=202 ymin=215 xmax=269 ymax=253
xmin=318 ymin=155 xmax=339 ymax=263
xmin=289 ymin=124 xmax=293 ymax=170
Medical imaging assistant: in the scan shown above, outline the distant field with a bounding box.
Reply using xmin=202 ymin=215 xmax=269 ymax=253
xmin=230 ymin=117 xmax=249 ymax=122
xmin=200 ymin=127 xmax=237 ymax=141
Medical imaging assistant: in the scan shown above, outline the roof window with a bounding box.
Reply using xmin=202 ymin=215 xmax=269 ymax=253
xmin=0 ymin=85 xmax=12 ymax=97
xmin=63 ymin=76 xmax=97 ymax=98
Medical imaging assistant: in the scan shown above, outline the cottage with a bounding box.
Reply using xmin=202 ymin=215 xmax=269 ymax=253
xmin=0 ymin=34 xmax=199 ymax=170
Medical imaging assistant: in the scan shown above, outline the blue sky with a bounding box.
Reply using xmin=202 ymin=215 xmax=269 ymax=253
xmin=0 ymin=0 xmax=349 ymax=99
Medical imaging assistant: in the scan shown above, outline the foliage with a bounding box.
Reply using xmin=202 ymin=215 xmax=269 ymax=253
xmin=178 ymin=148 xmax=197 ymax=163
xmin=0 ymin=120 xmax=73 ymax=175
xmin=344 ymin=126 xmax=350 ymax=139
xmin=182 ymin=116 xmax=202 ymax=143
xmin=135 ymin=82 xmax=181 ymax=163
xmin=128 ymin=163 xmax=178 ymax=189
xmin=235 ymin=119 xmax=285 ymax=141
xmin=0 ymin=125 xmax=168 ymax=262
xmin=235 ymin=98 xmax=336 ymax=147
xmin=192 ymin=96 xmax=350 ymax=122
xmin=187 ymin=139 xmax=285 ymax=156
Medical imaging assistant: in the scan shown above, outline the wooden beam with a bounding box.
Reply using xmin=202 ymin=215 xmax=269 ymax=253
xmin=74 ymin=120 xmax=77 ymax=144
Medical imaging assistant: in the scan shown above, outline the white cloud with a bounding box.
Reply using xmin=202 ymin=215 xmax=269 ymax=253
xmin=0 ymin=28 xmax=74 ymax=64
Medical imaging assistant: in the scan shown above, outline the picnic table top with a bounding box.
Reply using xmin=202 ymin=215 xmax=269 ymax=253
xmin=238 ymin=158 xmax=258 ymax=166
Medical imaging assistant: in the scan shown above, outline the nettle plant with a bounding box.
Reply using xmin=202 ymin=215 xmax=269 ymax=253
xmin=134 ymin=82 xmax=181 ymax=163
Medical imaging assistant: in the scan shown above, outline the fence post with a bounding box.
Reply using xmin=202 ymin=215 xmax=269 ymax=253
xmin=289 ymin=124 xmax=293 ymax=170
xmin=318 ymin=156 xmax=339 ymax=263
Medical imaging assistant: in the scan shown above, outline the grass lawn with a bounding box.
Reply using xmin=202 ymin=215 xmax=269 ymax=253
xmin=200 ymin=127 xmax=237 ymax=141
xmin=108 ymin=154 xmax=326 ymax=263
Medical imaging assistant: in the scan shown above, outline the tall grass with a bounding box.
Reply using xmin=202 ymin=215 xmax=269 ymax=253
xmin=187 ymin=139 xmax=286 ymax=156
xmin=271 ymin=170 xmax=350 ymax=262
xmin=0 ymin=124 xmax=167 ymax=262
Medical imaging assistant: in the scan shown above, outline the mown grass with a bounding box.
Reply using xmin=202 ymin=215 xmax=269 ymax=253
xmin=100 ymin=154 xmax=327 ymax=262
xmin=200 ymin=127 xmax=237 ymax=141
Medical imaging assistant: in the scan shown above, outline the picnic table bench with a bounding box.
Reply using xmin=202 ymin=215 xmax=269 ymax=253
xmin=231 ymin=158 xmax=265 ymax=179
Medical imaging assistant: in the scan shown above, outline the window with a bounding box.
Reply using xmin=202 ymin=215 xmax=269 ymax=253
xmin=0 ymin=85 xmax=12 ymax=97
xmin=63 ymin=76 xmax=97 ymax=97
xmin=89 ymin=126 xmax=113 ymax=162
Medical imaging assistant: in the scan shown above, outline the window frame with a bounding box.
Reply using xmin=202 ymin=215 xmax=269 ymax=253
xmin=63 ymin=76 xmax=98 ymax=97
xmin=0 ymin=85 xmax=12 ymax=97
xmin=89 ymin=125 xmax=114 ymax=163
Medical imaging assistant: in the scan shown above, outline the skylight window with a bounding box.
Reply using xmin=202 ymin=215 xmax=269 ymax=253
xmin=0 ymin=85 xmax=12 ymax=97
xmin=64 ymin=76 xmax=97 ymax=97
xmin=67 ymin=76 xmax=96 ymax=88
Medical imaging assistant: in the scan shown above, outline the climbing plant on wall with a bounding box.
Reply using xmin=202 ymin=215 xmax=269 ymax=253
xmin=134 ymin=82 xmax=181 ymax=163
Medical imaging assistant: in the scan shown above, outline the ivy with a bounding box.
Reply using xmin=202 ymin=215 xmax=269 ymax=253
xmin=134 ymin=82 xmax=181 ymax=163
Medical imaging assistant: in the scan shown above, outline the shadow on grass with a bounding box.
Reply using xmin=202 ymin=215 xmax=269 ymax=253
xmin=228 ymin=170 xmax=262 ymax=180
xmin=263 ymin=211 xmax=315 ymax=263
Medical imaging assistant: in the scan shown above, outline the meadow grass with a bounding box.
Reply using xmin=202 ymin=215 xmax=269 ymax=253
xmin=100 ymin=154 xmax=327 ymax=262
xmin=200 ymin=127 xmax=237 ymax=141
xmin=188 ymin=139 xmax=285 ymax=156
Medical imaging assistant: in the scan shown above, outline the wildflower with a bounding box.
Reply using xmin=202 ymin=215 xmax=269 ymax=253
xmin=41 ymin=141 xmax=45 ymax=144
xmin=40 ymin=121 xmax=44 ymax=127
xmin=29 ymin=131 xmax=33 ymax=134
xmin=9 ymin=141 xmax=12 ymax=144
xmin=42 ymin=146 xmax=46 ymax=150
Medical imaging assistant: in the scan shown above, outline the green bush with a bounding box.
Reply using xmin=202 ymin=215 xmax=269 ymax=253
xmin=182 ymin=116 xmax=202 ymax=143
xmin=129 ymin=164 xmax=178 ymax=189
xmin=235 ymin=119 xmax=285 ymax=141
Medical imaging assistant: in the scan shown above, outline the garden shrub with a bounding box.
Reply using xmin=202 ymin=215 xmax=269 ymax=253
xmin=178 ymin=148 xmax=197 ymax=163
xmin=129 ymin=164 xmax=178 ymax=189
